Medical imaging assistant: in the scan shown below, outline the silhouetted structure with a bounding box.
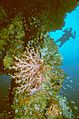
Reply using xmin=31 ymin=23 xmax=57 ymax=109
xmin=55 ymin=28 xmax=76 ymax=47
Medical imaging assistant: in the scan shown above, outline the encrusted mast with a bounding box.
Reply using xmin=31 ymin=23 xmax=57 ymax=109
xmin=10 ymin=37 xmax=73 ymax=119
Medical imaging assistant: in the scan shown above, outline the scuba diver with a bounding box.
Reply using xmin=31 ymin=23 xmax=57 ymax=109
xmin=55 ymin=28 xmax=76 ymax=47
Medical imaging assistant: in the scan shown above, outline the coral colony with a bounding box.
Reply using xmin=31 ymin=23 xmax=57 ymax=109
xmin=10 ymin=37 xmax=73 ymax=118
xmin=12 ymin=46 xmax=52 ymax=95
xmin=11 ymin=37 xmax=64 ymax=97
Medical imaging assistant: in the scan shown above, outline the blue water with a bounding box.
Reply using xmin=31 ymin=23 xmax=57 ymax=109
xmin=0 ymin=75 xmax=11 ymax=99
xmin=49 ymin=6 xmax=79 ymax=63
xmin=49 ymin=5 xmax=79 ymax=114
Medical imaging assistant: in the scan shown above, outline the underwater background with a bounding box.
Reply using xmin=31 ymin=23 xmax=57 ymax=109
xmin=0 ymin=1 xmax=79 ymax=118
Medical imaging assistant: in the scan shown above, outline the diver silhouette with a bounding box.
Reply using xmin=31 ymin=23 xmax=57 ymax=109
xmin=55 ymin=28 xmax=76 ymax=47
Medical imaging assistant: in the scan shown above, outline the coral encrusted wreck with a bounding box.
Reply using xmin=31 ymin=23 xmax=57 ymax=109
xmin=11 ymin=36 xmax=71 ymax=119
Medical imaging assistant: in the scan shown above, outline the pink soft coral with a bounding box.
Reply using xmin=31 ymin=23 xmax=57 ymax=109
xmin=12 ymin=46 xmax=51 ymax=95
